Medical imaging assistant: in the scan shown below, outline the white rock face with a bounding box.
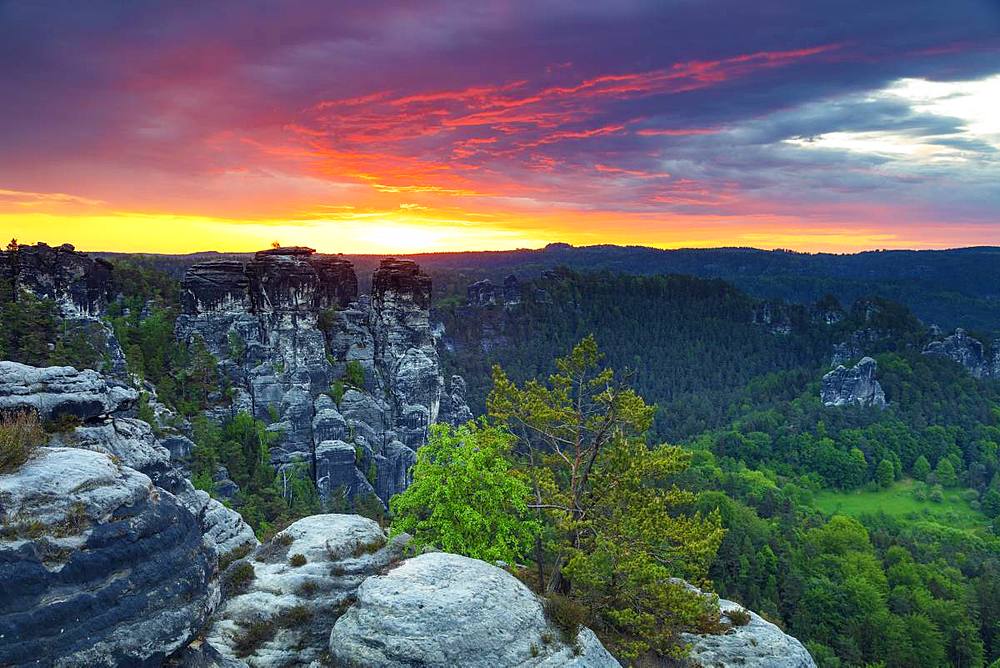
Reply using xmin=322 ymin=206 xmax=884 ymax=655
xmin=328 ymin=552 xmax=621 ymax=668
xmin=0 ymin=447 xmax=219 ymax=667
xmin=681 ymin=596 xmax=817 ymax=668
xmin=0 ymin=360 xmax=137 ymax=419
xmin=820 ymin=356 xmax=886 ymax=408
xmin=205 ymin=514 xmax=402 ymax=668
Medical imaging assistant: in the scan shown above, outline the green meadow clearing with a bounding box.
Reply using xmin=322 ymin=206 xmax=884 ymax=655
xmin=811 ymin=478 xmax=989 ymax=532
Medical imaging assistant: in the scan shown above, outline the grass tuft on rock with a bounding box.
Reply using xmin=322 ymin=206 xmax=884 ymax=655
xmin=0 ymin=410 xmax=46 ymax=475
xmin=543 ymin=594 xmax=589 ymax=645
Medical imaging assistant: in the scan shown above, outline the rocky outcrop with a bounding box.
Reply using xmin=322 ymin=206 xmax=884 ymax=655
xmin=0 ymin=242 xmax=127 ymax=375
xmin=0 ymin=447 xmax=219 ymax=667
xmin=467 ymin=275 xmax=522 ymax=307
xmin=751 ymin=301 xmax=797 ymax=335
xmin=821 ymin=357 xmax=886 ymax=408
xmin=176 ymin=249 xmax=469 ymax=506
xmin=1 ymin=242 xmax=112 ymax=317
xmin=923 ymin=328 xmax=999 ymax=379
xmin=1 ymin=362 xmax=257 ymax=560
xmin=681 ymin=591 xmax=816 ymax=668
xmin=203 ymin=514 xmax=406 ymax=667
xmin=0 ymin=360 xmax=137 ymax=420
xmin=329 ymin=552 xmax=620 ymax=667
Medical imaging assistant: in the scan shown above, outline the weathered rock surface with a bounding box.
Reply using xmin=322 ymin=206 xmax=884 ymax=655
xmin=821 ymin=357 xmax=886 ymax=408
xmin=329 ymin=552 xmax=621 ymax=667
xmin=204 ymin=514 xmax=405 ymax=667
xmin=176 ymin=249 xmax=469 ymax=506
xmin=0 ymin=447 xmax=219 ymax=667
xmin=681 ymin=595 xmax=816 ymax=668
xmin=923 ymin=328 xmax=999 ymax=378
xmin=4 ymin=362 xmax=257 ymax=561
xmin=0 ymin=360 xmax=137 ymax=420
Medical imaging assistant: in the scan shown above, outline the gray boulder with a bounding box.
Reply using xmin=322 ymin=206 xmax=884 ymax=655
xmin=204 ymin=514 xmax=404 ymax=667
xmin=0 ymin=447 xmax=219 ymax=667
xmin=328 ymin=552 xmax=621 ymax=667
xmin=0 ymin=361 xmax=137 ymax=421
xmin=821 ymin=357 xmax=886 ymax=408
xmin=681 ymin=595 xmax=816 ymax=668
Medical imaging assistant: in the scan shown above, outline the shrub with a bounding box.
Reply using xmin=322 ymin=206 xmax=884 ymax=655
xmin=223 ymin=561 xmax=256 ymax=597
xmin=276 ymin=604 xmax=313 ymax=628
xmin=0 ymin=410 xmax=46 ymax=474
xmin=543 ymin=594 xmax=589 ymax=644
xmin=929 ymin=485 xmax=944 ymax=503
xmin=289 ymin=553 xmax=307 ymax=567
xmin=725 ymin=607 xmax=752 ymax=626
xmin=219 ymin=542 xmax=254 ymax=571
xmin=344 ymin=360 xmax=365 ymax=388
xmin=296 ymin=580 xmax=319 ymax=597
xmin=329 ymin=380 xmax=345 ymax=406
xmin=232 ymin=619 xmax=275 ymax=657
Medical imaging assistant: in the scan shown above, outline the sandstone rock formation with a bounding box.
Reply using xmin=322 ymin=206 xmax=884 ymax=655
xmin=0 ymin=361 xmax=137 ymax=420
xmin=175 ymin=248 xmax=469 ymax=506
xmin=0 ymin=242 xmax=127 ymax=375
xmin=203 ymin=514 xmax=407 ymax=667
xmin=681 ymin=593 xmax=816 ymax=668
xmin=328 ymin=552 xmax=621 ymax=667
xmin=467 ymin=275 xmax=522 ymax=307
xmin=0 ymin=361 xmax=257 ymax=560
xmin=0 ymin=447 xmax=219 ymax=667
xmin=923 ymin=328 xmax=999 ymax=379
xmin=821 ymin=357 xmax=886 ymax=408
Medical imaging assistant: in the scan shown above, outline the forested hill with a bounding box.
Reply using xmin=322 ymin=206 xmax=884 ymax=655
xmin=436 ymin=269 xmax=927 ymax=441
xmin=438 ymin=269 xmax=1000 ymax=666
xmin=96 ymin=244 xmax=1000 ymax=331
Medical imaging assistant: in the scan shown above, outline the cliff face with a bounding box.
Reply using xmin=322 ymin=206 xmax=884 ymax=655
xmin=821 ymin=357 xmax=887 ymax=408
xmin=176 ymin=248 xmax=468 ymax=505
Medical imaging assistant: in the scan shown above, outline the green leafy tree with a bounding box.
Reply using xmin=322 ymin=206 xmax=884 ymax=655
xmin=390 ymin=421 xmax=539 ymax=563
xmin=935 ymin=458 xmax=958 ymax=488
xmin=912 ymin=455 xmax=931 ymax=481
xmin=876 ymin=459 xmax=895 ymax=488
xmin=489 ymin=336 xmax=724 ymax=659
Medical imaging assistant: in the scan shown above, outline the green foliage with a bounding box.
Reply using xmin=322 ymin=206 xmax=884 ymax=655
xmin=344 ymin=360 xmax=365 ymax=388
xmin=0 ymin=411 xmax=46 ymax=474
xmin=328 ymin=380 xmax=345 ymax=406
xmin=190 ymin=412 xmax=321 ymax=537
xmin=912 ymin=455 xmax=931 ymax=481
xmin=390 ymin=422 xmax=539 ymax=563
xmin=876 ymin=459 xmax=895 ymax=488
xmin=543 ymin=594 xmax=589 ymax=644
xmin=725 ymin=608 xmax=752 ymax=626
xmin=934 ymin=457 xmax=958 ymax=488
xmin=489 ymin=337 xmax=724 ymax=659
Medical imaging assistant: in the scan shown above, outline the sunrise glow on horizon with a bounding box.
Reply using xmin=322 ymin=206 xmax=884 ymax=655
xmin=2 ymin=2 xmax=999 ymax=255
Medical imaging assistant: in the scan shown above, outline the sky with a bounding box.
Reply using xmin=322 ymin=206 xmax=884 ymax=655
xmin=1 ymin=1 xmax=999 ymax=254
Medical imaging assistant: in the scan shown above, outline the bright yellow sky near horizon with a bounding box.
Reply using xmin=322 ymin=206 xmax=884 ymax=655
xmin=3 ymin=206 xmax=986 ymax=255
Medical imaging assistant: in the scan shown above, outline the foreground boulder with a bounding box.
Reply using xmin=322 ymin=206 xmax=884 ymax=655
xmin=681 ymin=595 xmax=816 ymax=668
xmin=204 ymin=514 xmax=405 ymax=667
xmin=0 ymin=447 xmax=219 ymax=667
xmin=3 ymin=361 xmax=258 ymax=562
xmin=329 ymin=552 xmax=621 ymax=667
xmin=820 ymin=357 xmax=886 ymax=408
